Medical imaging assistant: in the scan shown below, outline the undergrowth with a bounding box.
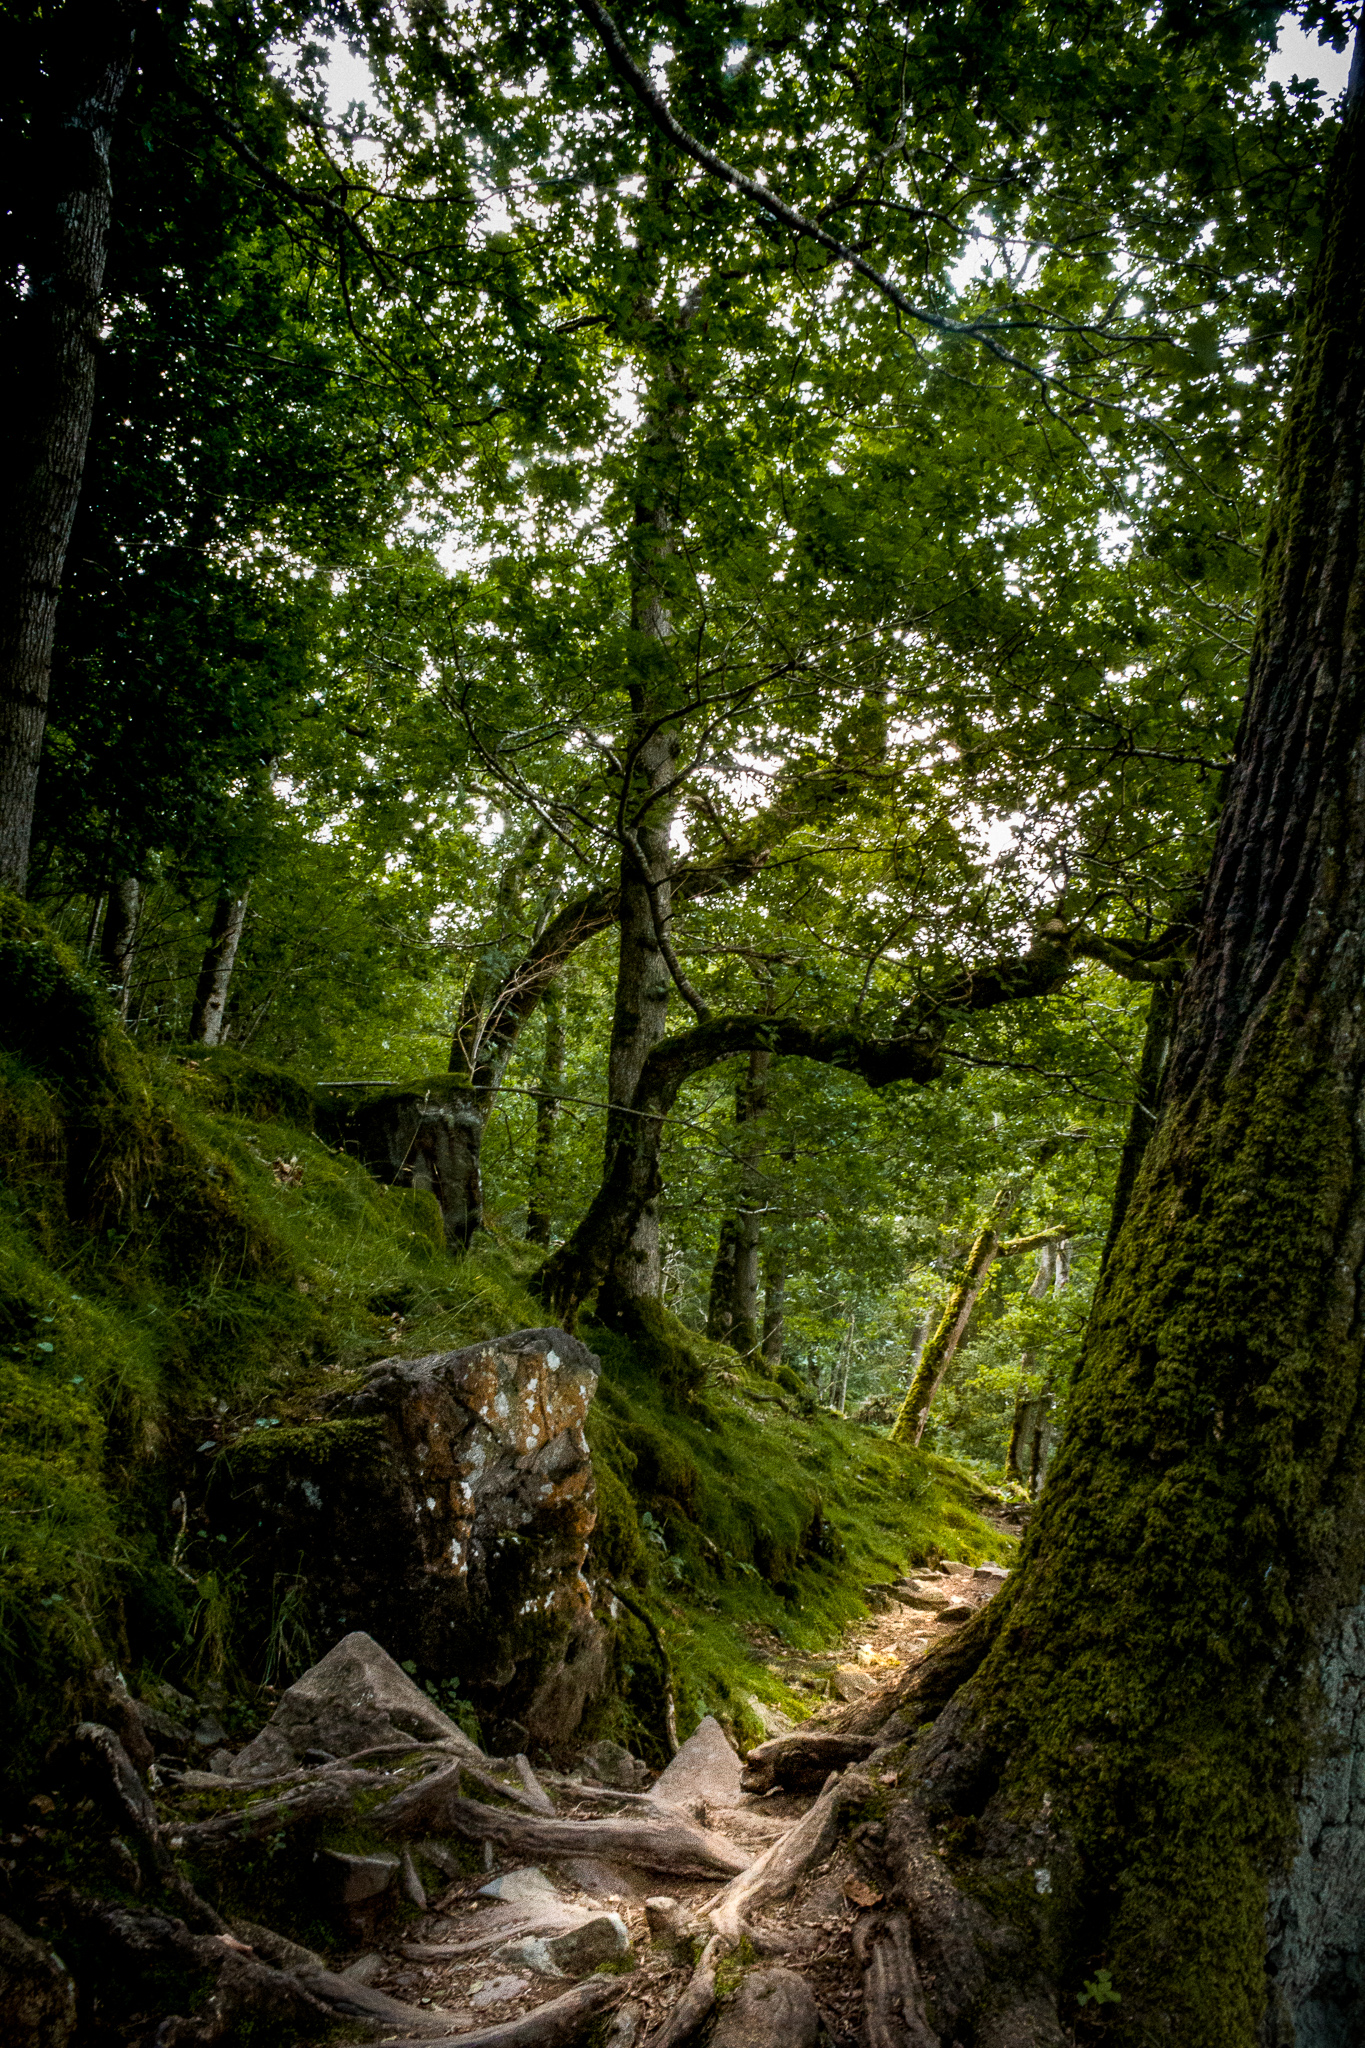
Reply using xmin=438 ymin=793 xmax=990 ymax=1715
xmin=0 ymin=896 xmax=1006 ymax=1794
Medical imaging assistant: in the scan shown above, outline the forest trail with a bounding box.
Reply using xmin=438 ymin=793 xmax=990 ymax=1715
xmin=350 ymin=1559 xmax=1012 ymax=2045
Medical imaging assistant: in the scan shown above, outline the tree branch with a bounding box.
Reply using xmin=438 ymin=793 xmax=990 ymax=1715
xmin=573 ymin=0 xmax=1055 ymax=391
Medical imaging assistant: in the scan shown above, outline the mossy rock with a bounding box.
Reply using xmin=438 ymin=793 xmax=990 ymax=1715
xmin=190 ymin=1048 xmax=317 ymax=1130
xmin=0 ymin=892 xmax=131 ymax=1097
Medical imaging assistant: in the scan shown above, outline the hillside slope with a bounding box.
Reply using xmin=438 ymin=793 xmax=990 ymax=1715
xmin=0 ymin=897 xmax=1008 ymax=1789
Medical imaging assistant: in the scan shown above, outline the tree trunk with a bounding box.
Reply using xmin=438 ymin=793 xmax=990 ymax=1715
xmin=891 ymin=1184 xmax=1020 ymax=1445
xmin=600 ymin=308 xmax=696 ymax=1311
xmin=706 ymin=1051 xmax=770 ymax=1354
xmin=857 ymin=69 xmax=1365 ymax=2045
xmin=525 ymin=975 xmax=566 ymax=1246
xmin=761 ymin=1244 xmax=787 ymax=1370
xmin=536 ymin=939 xmax=1074 ymax=1328
xmin=1004 ymin=1390 xmax=1028 ymax=1486
xmin=1005 ymin=1244 xmax=1059 ymax=1482
xmin=0 ymin=11 xmax=138 ymax=894
xmin=1098 ymin=976 xmax=1176 ymax=1273
xmin=99 ymin=873 xmax=142 ymax=1023
xmin=189 ymin=887 xmax=250 ymax=1046
xmin=603 ymin=725 xmax=675 ymax=1303
xmin=730 ymin=1051 xmax=769 ymax=1357
xmin=706 ymin=1216 xmax=739 ymax=1343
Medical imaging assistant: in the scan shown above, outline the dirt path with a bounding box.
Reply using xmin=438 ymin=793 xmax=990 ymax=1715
xmin=363 ymin=1559 xmax=1009 ymax=2040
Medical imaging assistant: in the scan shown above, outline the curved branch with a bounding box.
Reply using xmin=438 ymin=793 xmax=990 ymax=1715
xmin=538 ymin=925 xmax=1081 ymax=1322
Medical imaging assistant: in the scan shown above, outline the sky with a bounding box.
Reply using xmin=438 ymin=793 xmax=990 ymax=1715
xmin=1263 ymin=14 xmax=1356 ymax=95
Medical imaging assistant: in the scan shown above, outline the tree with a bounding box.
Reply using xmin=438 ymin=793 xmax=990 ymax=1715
xmin=0 ymin=3 xmax=139 ymax=893
xmin=846 ymin=43 xmax=1365 ymax=2042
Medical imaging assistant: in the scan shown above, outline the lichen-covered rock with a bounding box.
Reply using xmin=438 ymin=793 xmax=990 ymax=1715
xmin=495 ymin=1912 xmax=632 ymax=1977
xmin=232 ymin=1631 xmax=480 ymax=1777
xmin=233 ymin=1329 xmax=605 ymax=1747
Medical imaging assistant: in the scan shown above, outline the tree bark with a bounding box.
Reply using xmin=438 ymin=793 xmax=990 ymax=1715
xmin=189 ymin=886 xmax=250 ymax=1046
xmin=525 ymin=974 xmax=566 ymax=1246
xmin=849 ymin=66 xmax=1365 ymax=2045
xmin=891 ymin=1184 xmax=1020 ymax=1445
xmin=0 ymin=9 xmax=138 ymax=894
xmin=99 ymin=872 xmax=142 ymax=1023
xmin=730 ymin=1050 xmax=769 ymax=1357
xmin=603 ymin=718 xmax=676 ymax=1304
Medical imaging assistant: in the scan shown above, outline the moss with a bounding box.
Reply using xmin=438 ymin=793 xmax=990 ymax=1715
xmin=0 ymin=890 xmax=134 ymax=1097
xmin=214 ymin=1418 xmax=384 ymax=1481
xmin=0 ymin=904 xmax=1007 ymax=1816
xmin=187 ymin=1047 xmax=318 ymax=1131
xmin=587 ymin=1442 xmax=649 ymax=1583
xmin=953 ymin=980 xmax=1365 ymax=2041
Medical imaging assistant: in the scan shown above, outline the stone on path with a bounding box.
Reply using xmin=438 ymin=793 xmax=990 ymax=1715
xmin=471 ymin=1974 xmax=531 ymax=2008
xmin=934 ymin=1601 xmax=973 ymax=1627
xmin=651 ymin=1714 xmax=744 ymax=1810
xmin=746 ymin=1694 xmax=794 ymax=1739
xmin=493 ymin=1912 xmax=631 ymax=1978
xmin=895 ymin=1582 xmax=950 ymax=1611
xmin=478 ymin=1867 xmax=563 ymax=1905
xmin=580 ymin=1738 xmax=650 ymax=1790
xmin=232 ymin=1630 xmax=479 ymax=1777
xmin=316 ymin=1849 xmax=401 ymax=1905
xmin=832 ymin=1665 xmax=880 ymax=1700
xmin=711 ymin=1968 xmax=820 ymax=2048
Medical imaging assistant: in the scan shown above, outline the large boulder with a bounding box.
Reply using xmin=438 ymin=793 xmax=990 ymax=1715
xmin=321 ymin=1076 xmax=483 ymax=1247
xmin=232 ymin=1631 xmax=481 ymax=1777
xmin=226 ymin=1329 xmax=606 ymax=1748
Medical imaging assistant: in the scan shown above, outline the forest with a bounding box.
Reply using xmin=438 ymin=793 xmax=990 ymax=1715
xmin=1 ymin=1 xmax=1362 ymax=2043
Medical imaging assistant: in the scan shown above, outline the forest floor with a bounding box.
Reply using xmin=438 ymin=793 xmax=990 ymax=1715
xmin=345 ymin=1558 xmax=1011 ymax=2041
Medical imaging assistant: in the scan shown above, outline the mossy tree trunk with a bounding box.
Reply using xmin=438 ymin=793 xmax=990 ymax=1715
xmin=870 ymin=67 xmax=1365 ymax=2046
xmin=891 ymin=1184 xmax=1019 ymax=1445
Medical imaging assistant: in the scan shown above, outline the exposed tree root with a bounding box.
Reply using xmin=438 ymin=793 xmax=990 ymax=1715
xmin=372 ymin=1769 xmax=752 ymax=1876
xmin=644 ymin=1955 xmax=716 ymax=2048
xmin=702 ymin=1769 xmax=868 ymax=1947
xmin=375 ymin=1973 xmax=626 ymax=2048
xmin=167 ymin=1768 xmax=390 ymax=1850
xmin=853 ymin=1908 xmax=937 ymax=2048
xmin=45 ymin=1890 xmax=460 ymax=2043
xmin=739 ymin=1730 xmax=878 ymax=1793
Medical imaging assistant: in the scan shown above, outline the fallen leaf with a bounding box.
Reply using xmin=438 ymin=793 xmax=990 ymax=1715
xmin=843 ymin=1876 xmax=883 ymax=1908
